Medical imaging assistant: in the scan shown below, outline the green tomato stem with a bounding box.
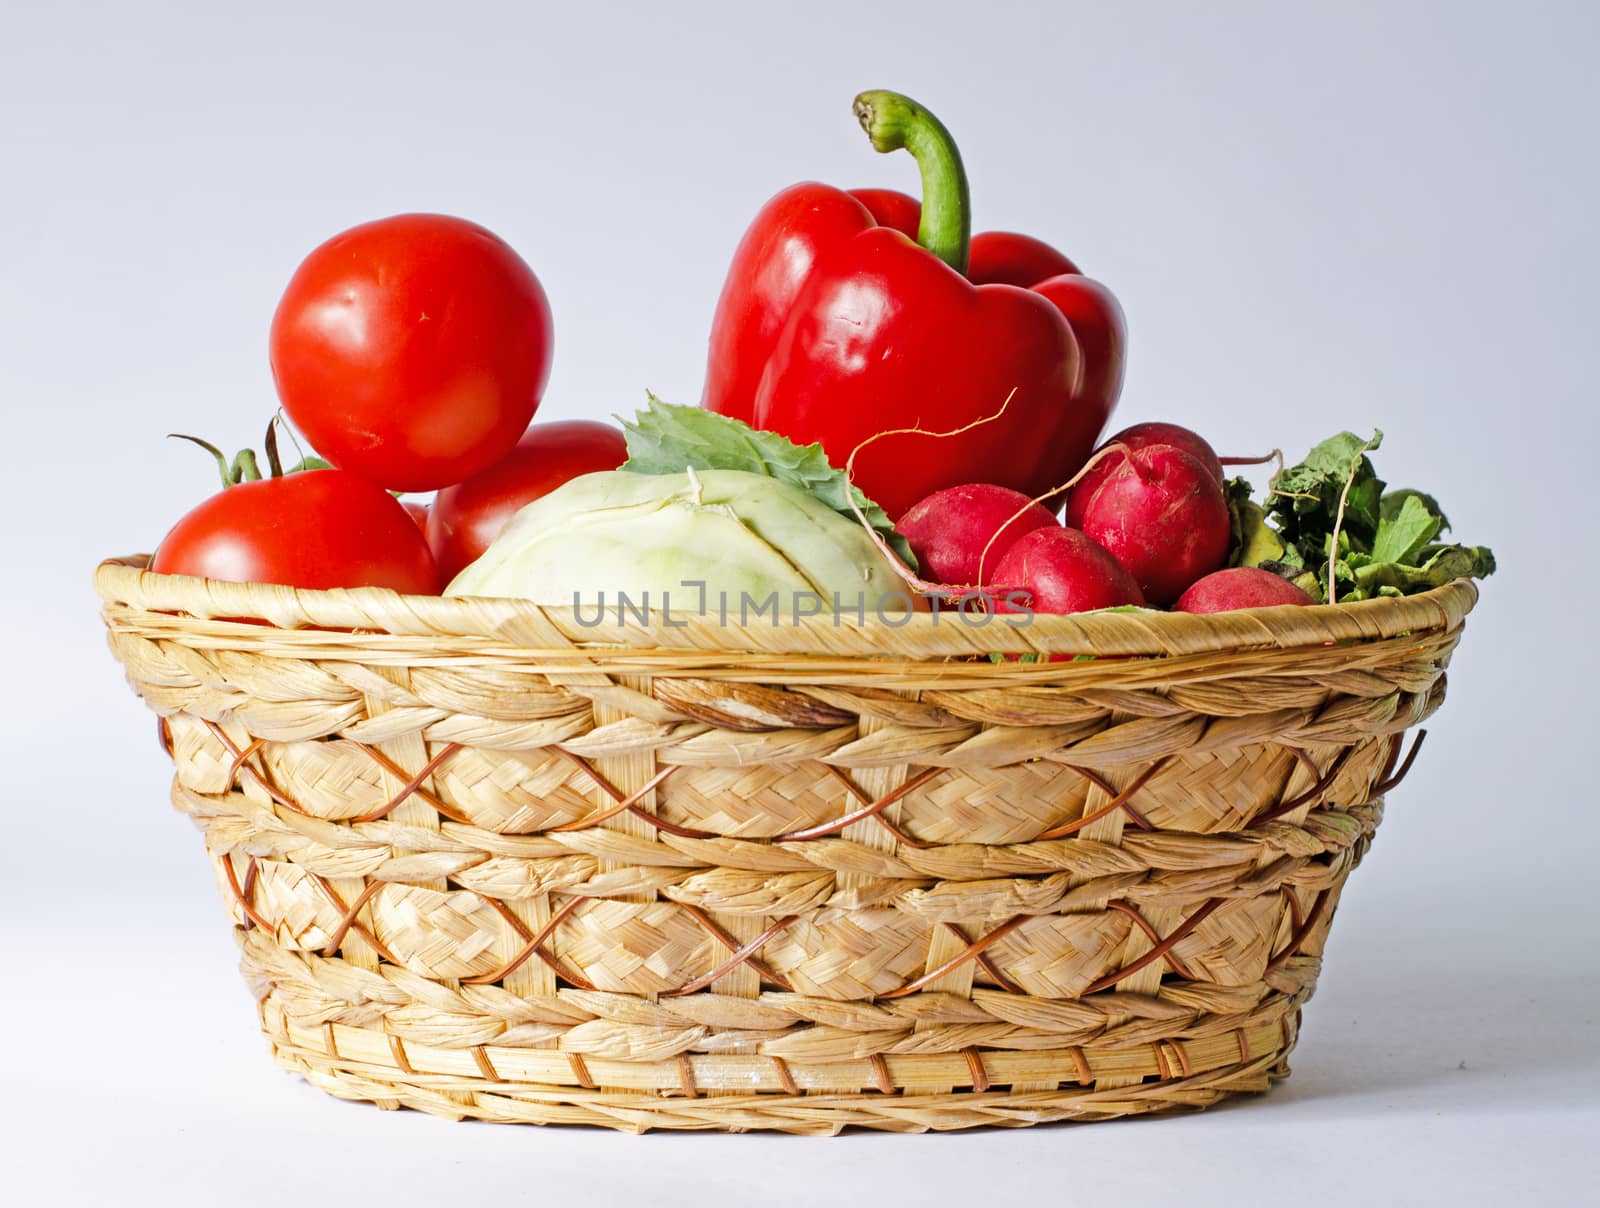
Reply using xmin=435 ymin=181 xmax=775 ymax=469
xmin=169 ymin=433 xmax=236 ymax=487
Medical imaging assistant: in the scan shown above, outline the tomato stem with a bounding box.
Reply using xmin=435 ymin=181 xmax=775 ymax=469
xmin=264 ymin=418 xmax=285 ymax=478
xmin=170 ymin=421 xmax=325 ymax=487
xmin=169 ymin=432 xmax=264 ymax=486
xmin=168 ymin=433 xmax=229 ymax=487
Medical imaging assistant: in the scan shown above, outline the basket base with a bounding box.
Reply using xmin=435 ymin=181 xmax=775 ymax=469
xmin=262 ymin=1006 xmax=1295 ymax=1134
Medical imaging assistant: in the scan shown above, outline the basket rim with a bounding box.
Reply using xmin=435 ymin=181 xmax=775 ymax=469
xmin=96 ymin=555 xmax=1477 ymax=662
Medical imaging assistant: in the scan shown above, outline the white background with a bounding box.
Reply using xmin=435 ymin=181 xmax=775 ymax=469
xmin=3 ymin=1 xmax=1596 ymax=1203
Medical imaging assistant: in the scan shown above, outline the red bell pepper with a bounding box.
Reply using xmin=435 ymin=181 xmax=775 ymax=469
xmin=855 ymin=201 xmax=1127 ymax=453
xmin=702 ymin=90 xmax=1126 ymax=518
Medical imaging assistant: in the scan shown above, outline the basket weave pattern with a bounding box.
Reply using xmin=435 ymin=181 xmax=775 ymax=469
xmin=97 ymin=559 xmax=1476 ymax=1133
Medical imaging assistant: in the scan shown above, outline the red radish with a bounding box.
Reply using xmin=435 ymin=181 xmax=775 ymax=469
xmin=1065 ymin=421 xmax=1223 ymax=529
xmin=898 ymin=484 xmax=1059 ymax=586
xmin=990 ymin=526 xmax=1145 ymax=614
xmin=1064 ymin=443 xmax=1229 ymax=606
xmin=1174 ymin=567 xmax=1316 ymax=614
xmin=1118 ymin=422 xmax=1224 ymax=482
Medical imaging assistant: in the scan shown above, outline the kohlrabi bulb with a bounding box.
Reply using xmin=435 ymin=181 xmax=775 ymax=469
xmin=445 ymin=468 xmax=906 ymax=615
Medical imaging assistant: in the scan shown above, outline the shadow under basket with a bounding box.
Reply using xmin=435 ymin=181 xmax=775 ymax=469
xmin=96 ymin=557 xmax=1478 ymax=1134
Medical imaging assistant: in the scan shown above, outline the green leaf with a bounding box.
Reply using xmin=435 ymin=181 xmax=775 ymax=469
xmin=1291 ymin=570 xmax=1324 ymax=600
xmin=1290 ymin=429 xmax=1385 ymax=488
xmin=1347 ymin=544 xmax=1496 ymax=599
xmin=1273 ymin=545 xmax=1308 ymax=571
xmin=1371 ymin=492 xmax=1442 ymax=565
xmin=1267 ymin=430 xmax=1386 ymax=599
xmin=1381 ymin=488 xmax=1451 ymax=532
xmin=1225 ymin=476 xmax=1286 ymax=568
xmin=1421 ymin=543 xmax=1497 ymax=577
xmin=1268 ymin=429 xmax=1386 ymax=544
xmin=1230 ymin=429 xmax=1494 ymax=603
xmin=1345 ymin=473 xmax=1385 ymax=539
xmin=620 ymin=395 xmax=918 ymax=570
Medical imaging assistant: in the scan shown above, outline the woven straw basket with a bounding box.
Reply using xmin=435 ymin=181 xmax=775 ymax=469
xmin=96 ymin=555 xmax=1478 ymax=1133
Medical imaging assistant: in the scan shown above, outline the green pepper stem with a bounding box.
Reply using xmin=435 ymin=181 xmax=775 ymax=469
xmin=852 ymin=90 xmax=971 ymax=274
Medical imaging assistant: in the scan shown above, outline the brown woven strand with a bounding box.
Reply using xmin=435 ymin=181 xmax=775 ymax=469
xmin=97 ymin=557 xmax=1475 ymax=1133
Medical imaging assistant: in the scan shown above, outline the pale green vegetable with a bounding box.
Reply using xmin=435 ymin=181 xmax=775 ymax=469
xmin=620 ymin=395 xmax=917 ymax=569
xmin=445 ymin=468 xmax=907 ymax=611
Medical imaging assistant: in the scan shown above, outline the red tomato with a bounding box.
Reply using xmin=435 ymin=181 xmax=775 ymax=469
xmin=427 ymin=420 xmax=627 ymax=583
xmin=269 ymin=213 xmax=553 ymax=492
xmin=152 ymin=470 xmax=439 ymax=593
xmin=402 ymin=499 xmax=430 ymax=532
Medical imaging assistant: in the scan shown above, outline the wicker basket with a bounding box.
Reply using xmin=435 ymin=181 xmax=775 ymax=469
xmin=96 ymin=556 xmax=1477 ymax=1133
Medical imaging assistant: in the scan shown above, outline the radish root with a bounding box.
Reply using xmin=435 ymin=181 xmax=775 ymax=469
xmin=842 ymin=390 xmax=1032 ymax=602
xmin=1219 ymin=449 xmax=1283 ymax=470
xmin=839 ymin=391 xmax=1137 ymax=610
xmin=1325 ymin=435 xmax=1379 ymax=603
xmin=974 ymin=441 xmax=1134 ymax=585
